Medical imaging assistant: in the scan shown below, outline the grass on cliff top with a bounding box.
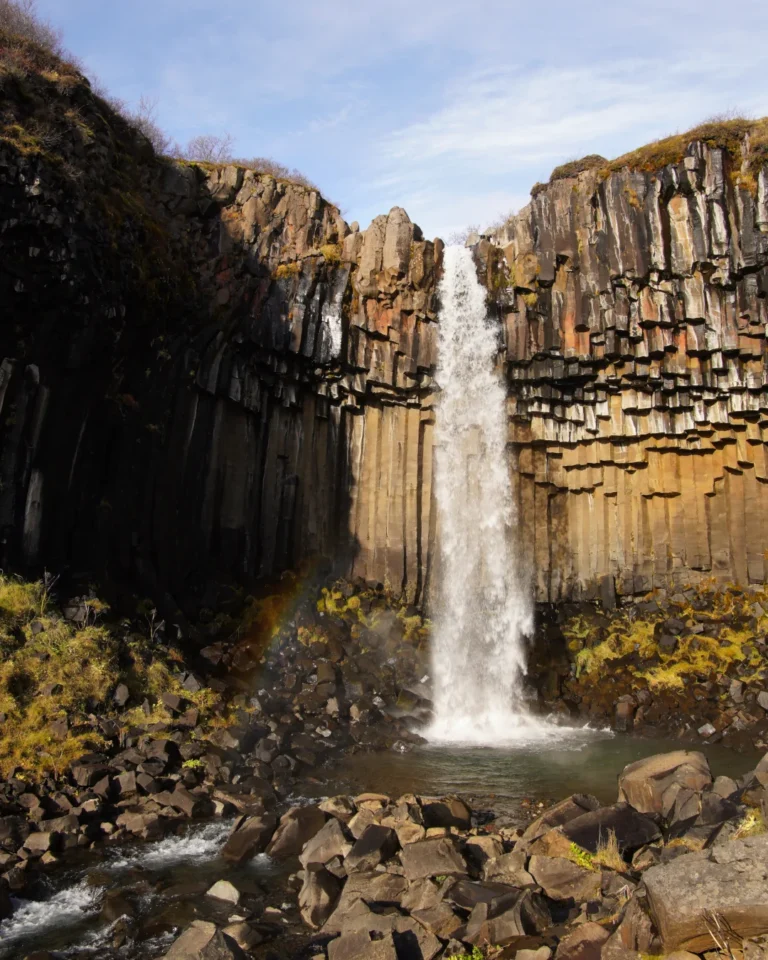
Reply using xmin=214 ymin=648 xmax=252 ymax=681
xmin=535 ymin=115 xmax=768 ymax=194
xmin=0 ymin=574 xmax=225 ymax=780
xmin=566 ymin=582 xmax=768 ymax=692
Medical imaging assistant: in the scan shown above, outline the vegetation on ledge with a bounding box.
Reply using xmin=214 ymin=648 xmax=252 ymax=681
xmin=533 ymin=115 xmax=768 ymax=197
xmin=0 ymin=574 xmax=231 ymax=780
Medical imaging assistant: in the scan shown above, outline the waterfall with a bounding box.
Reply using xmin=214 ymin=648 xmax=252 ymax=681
xmin=426 ymin=245 xmax=543 ymax=744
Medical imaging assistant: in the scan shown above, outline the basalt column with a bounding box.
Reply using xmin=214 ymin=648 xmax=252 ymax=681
xmin=484 ymin=137 xmax=768 ymax=602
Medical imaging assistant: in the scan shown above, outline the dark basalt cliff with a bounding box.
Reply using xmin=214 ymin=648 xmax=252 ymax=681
xmin=0 ymin=43 xmax=440 ymax=613
xmin=4 ymin=40 xmax=768 ymax=613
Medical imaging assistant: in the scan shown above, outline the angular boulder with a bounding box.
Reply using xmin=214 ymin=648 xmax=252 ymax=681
xmin=421 ymin=797 xmax=471 ymax=830
xmin=221 ymin=814 xmax=276 ymax=864
xmin=644 ymin=834 xmax=768 ymax=951
xmin=554 ymin=921 xmax=610 ymax=960
xmin=163 ymin=920 xmax=245 ymax=959
xmin=399 ymin=837 xmax=467 ymax=881
xmin=618 ymin=751 xmax=711 ymax=816
xmin=344 ymin=824 xmax=399 ymax=873
xmin=328 ymin=929 xmax=397 ymax=960
xmin=265 ymin=805 xmax=326 ymax=859
xmin=522 ymin=794 xmax=601 ymax=843
xmin=299 ymin=817 xmax=351 ymax=867
xmin=299 ymin=864 xmax=343 ymax=929
xmin=560 ymin=802 xmax=661 ymax=854
xmin=528 ymin=856 xmax=602 ymax=903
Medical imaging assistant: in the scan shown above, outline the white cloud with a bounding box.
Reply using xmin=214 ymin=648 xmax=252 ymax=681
xmin=40 ymin=0 xmax=768 ymax=239
xmin=365 ymin=38 xmax=768 ymax=236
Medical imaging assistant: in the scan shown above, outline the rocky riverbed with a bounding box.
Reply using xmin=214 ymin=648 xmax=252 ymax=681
xmin=4 ymin=576 xmax=768 ymax=957
xmin=5 ymin=747 xmax=768 ymax=960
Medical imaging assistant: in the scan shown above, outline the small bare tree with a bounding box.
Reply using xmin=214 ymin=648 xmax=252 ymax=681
xmin=183 ymin=133 xmax=235 ymax=163
xmin=127 ymin=96 xmax=172 ymax=155
xmin=0 ymin=0 xmax=63 ymax=55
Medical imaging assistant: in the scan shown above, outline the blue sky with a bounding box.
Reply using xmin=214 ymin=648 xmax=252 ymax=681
xmin=38 ymin=0 xmax=768 ymax=239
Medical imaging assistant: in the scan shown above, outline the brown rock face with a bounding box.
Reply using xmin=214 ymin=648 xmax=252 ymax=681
xmin=490 ymin=135 xmax=768 ymax=600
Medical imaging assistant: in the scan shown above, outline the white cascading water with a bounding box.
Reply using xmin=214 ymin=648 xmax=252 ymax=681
xmin=426 ymin=245 xmax=546 ymax=744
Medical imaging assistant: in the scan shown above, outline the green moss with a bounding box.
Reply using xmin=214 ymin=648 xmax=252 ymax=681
xmin=568 ymin=582 xmax=768 ymax=693
xmin=0 ymin=576 xmax=228 ymax=780
xmin=319 ymin=243 xmax=342 ymax=263
xmin=734 ymin=807 xmax=767 ymax=839
xmin=567 ymin=842 xmax=596 ymax=871
xmin=451 ymin=948 xmax=487 ymax=960
xmin=274 ymin=262 xmax=301 ymax=279
xmin=530 ymin=117 xmax=768 ymax=200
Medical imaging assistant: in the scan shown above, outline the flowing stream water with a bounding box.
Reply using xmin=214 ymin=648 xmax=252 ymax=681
xmin=426 ymin=245 xmax=545 ymax=744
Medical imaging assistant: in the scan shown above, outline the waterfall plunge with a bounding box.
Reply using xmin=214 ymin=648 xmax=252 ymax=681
xmin=427 ymin=245 xmax=546 ymax=744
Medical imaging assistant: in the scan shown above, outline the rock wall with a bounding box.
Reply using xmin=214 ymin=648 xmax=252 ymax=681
xmin=489 ymin=136 xmax=768 ymax=601
xmin=6 ymin=47 xmax=768 ymax=612
xmin=0 ymin=53 xmax=440 ymax=611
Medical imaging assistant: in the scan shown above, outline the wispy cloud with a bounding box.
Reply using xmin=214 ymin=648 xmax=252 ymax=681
xmin=365 ymin=39 xmax=768 ymax=236
xmin=40 ymin=0 xmax=768 ymax=239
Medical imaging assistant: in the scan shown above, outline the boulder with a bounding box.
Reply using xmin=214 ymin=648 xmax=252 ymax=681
xmin=221 ymin=923 xmax=261 ymax=951
xmin=483 ymin=849 xmax=534 ymax=886
xmin=299 ymin=864 xmax=342 ymax=929
xmin=617 ymin=751 xmax=711 ymax=815
xmin=324 ymin=872 xmax=408 ymax=932
xmin=644 ymin=834 xmax=768 ymax=951
xmin=344 ymin=825 xmax=398 ymax=872
xmin=221 ymin=814 xmax=276 ymax=864
xmin=601 ymin=895 xmax=661 ymax=959
xmin=521 ymin=794 xmax=601 ymax=842
xmin=328 ymin=930 xmax=397 ymax=960
xmin=464 ymin=889 xmax=551 ymax=946
xmin=400 ymin=837 xmax=467 ymax=881
xmin=265 ymin=805 xmax=326 ymax=859
xmin=464 ymin=835 xmax=503 ymax=869
xmin=528 ymin=856 xmax=602 ymax=902
xmin=410 ymin=901 xmax=464 ymax=939
xmin=554 ymin=921 xmax=611 ymax=960
xmin=421 ymin=797 xmax=471 ymax=830
xmin=206 ymin=880 xmax=240 ymax=905
xmin=299 ymin=817 xmax=351 ymax=867
xmin=163 ymin=920 xmax=245 ymax=959
xmin=560 ymin=802 xmax=661 ymax=854
xmin=322 ymin=899 xmax=441 ymax=960
xmin=318 ymin=796 xmax=357 ymax=823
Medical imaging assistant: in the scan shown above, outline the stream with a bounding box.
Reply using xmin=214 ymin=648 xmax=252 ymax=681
xmin=1 ymin=730 xmax=759 ymax=959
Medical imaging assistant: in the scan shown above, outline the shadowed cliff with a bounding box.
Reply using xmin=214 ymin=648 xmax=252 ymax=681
xmin=0 ymin=34 xmax=441 ymax=615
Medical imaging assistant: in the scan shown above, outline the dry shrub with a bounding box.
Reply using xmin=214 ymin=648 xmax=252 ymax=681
xmin=0 ymin=0 xmax=63 ymax=56
xmin=593 ymin=830 xmax=627 ymax=871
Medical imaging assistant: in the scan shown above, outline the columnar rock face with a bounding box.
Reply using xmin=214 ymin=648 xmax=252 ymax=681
xmin=489 ymin=134 xmax=768 ymax=601
xmin=0 ymin=57 xmax=439 ymax=610
xmin=4 ymin=53 xmax=768 ymax=610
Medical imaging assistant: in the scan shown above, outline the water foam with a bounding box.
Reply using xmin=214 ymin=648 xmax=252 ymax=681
xmin=426 ymin=245 xmax=550 ymax=745
xmin=106 ymin=818 xmax=232 ymax=870
xmin=0 ymin=881 xmax=103 ymax=956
